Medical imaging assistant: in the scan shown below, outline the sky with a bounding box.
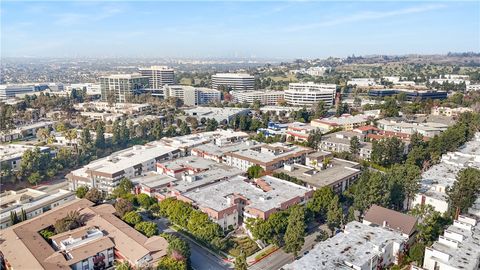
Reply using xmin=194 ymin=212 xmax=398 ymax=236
xmin=1 ymin=1 xmax=479 ymax=59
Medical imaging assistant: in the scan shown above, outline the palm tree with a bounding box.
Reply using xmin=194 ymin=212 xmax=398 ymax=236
xmin=63 ymin=129 xmax=78 ymax=153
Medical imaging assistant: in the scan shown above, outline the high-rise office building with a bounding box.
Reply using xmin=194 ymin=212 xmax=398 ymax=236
xmin=211 ymin=73 xmax=255 ymax=91
xmin=0 ymin=84 xmax=36 ymax=100
xmin=99 ymin=74 xmax=149 ymax=103
xmin=284 ymin=82 xmax=336 ymax=106
xmin=139 ymin=66 xmax=175 ymax=89
xmin=163 ymin=85 xmax=221 ymax=106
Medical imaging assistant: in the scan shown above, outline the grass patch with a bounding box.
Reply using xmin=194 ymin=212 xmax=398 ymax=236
xmin=227 ymin=237 xmax=260 ymax=257
xmin=254 ymin=245 xmax=277 ymax=261
xmin=267 ymin=74 xmax=298 ymax=82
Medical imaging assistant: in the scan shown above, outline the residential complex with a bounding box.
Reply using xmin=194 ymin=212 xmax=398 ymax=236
xmin=363 ymin=204 xmax=418 ymax=241
xmin=99 ymin=74 xmax=149 ymax=103
xmin=377 ymin=118 xmax=449 ymax=137
xmin=0 ymin=144 xmax=51 ymax=170
xmin=422 ymin=215 xmax=480 ymax=270
xmin=0 ymin=121 xmax=54 ymax=142
xmin=274 ymin=152 xmax=361 ymax=193
xmin=0 ymin=199 xmax=168 ymax=269
xmin=225 ymin=142 xmax=313 ymax=171
xmin=319 ymin=131 xmax=373 ymax=159
xmin=211 ymin=73 xmax=255 ymax=91
xmin=284 ymin=221 xmax=407 ymax=270
xmin=431 ymin=106 xmax=473 ymax=117
xmin=164 ymin=85 xmax=221 ymax=106
xmin=231 ymin=90 xmax=284 ymax=105
xmin=138 ymin=66 xmax=175 ymax=89
xmin=311 ymin=113 xmax=372 ymax=132
xmin=67 ymin=143 xmax=181 ymax=193
xmin=284 ymin=82 xmax=336 ymax=106
xmin=0 ymin=189 xmax=75 ymax=229
xmin=285 ymin=122 xmax=318 ymax=142
xmin=178 ymin=175 xmax=312 ymax=229
xmin=183 ymin=107 xmax=250 ymax=123
xmin=411 ymin=133 xmax=480 ymax=214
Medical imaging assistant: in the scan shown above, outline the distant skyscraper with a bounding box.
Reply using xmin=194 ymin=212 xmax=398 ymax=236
xmin=139 ymin=66 xmax=175 ymax=89
xmin=211 ymin=73 xmax=255 ymax=91
xmin=99 ymin=74 xmax=149 ymax=103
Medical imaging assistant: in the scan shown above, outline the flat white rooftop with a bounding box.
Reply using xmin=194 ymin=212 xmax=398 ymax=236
xmin=0 ymin=144 xmax=50 ymax=161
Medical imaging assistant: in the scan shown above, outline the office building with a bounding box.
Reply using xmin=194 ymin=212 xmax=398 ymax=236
xmin=422 ymin=215 xmax=480 ymax=270
xmin=231 ymin=90 xmax=284 ymax=105
xmin=284 ymin=82 xmax=336 ymax=106
xmin=368 ymin=89 xmax=448 ymax=100
xmin=225 ymin=142 xmax=313 ymax=171
xmin=211 ymin=73 xmax=255 ymax=90
xmin=67 ymin=143 xmax=181 ymax=193
xmin=163 ymin=85 xmax=221 ymax=106
xmin=178 ymin=175 xmax=312 ymax=229
xmin=284 ymin=221 xmax=408 ymax=270
xmin=0 ymin=199 xmax=168 ymax=269
xmin=138 ymin=66 xmax=174 ymax=88
xmin=0 ymin=84 xmax=36 ymax=100
xmin=0 ymin=189 xmax=75 ymax=229
xmin=99 ymin=74 xmax=149 ymax=103
xmin=347 ymin=78 xmax=377 ymax=87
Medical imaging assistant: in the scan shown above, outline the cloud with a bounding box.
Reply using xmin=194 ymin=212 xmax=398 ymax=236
xmin=285 ymin=3 xmax=447 ymax=32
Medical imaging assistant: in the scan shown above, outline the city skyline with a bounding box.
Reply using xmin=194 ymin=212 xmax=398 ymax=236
xmin=2 ymin=1 xmax=479 ymax=59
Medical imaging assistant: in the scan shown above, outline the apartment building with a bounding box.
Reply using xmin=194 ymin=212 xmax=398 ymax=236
xmin=225 ymin=142 xmax=313 ymax=171
xmin=163 ymin=85 xmax=221 ymax=106
xmin=257 ymin=122 xmax=289 ymax=137
xmin=274 ymin=152 xmax=361 ymax=193
xmin=377 ymin=118 xmax=449 ymax=138
xmin=363 ymin=205 xmax=418 ymax=242
xmin=0 ymin=121 xmax=55 ymax=142
xmin=211 ymin=73 xmax=255 ymax=90
xmin=99 ymin=74 xmax=149 ymax=103
xmin=231 ymin=90 xmax=284 ymax=105
xmin=192 ymin=140 xmax=257 ymax=163
xmin=67 ymin=143 xmax=181 ymax=193
xmin=285 ymin=122 xmax=319 ymax=142
xmin=311 ymin=113 xmax=372 ymax=132
xmin=0 ymin=189 xmax=75 ymax=229
xmin=422 ymin=215 xmax=480 ymax=270
xmin=0 ymin=144 xmax=51 ymax=170
xmin=284 ymin=82 xmax=336 ymax=106
xmin=431 ymin=106 xmax=473 ymax=117
xmin=178 ymin=175 xmax=312 ymax=229
xmin=411 ymin=133 xmax=480 ymax=214
xmin=319 ymin=131 xmax=373 ymax=159
xmin=183 ymin=107 xmax=250 ymax=124
xmin=284 ymin=221 xmax=408 ymax=270
xmin=0 ymin=199 xmax=168 ymax=269
xmin=138 ymin=66 xmax=175 ymax=89
xmin=467 ymin=84 xmax=480 ymax=91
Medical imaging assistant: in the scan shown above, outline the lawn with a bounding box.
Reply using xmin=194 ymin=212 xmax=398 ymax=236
xmin=227 ymin=237 xmax=260 ymax=257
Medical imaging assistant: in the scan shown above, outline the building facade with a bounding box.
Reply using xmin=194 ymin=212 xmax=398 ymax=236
xmin=100 ymin=74 xmax=149 ymax=103
xmin=138 ymin=66 xmax=174 ymax=89
xmin=211 ymin=73 xmax=255 ymax=91
xmin=284 ymin=82 xmax=336 ymax=106
xmin=231 ymin=90 xmax=284 ymax=105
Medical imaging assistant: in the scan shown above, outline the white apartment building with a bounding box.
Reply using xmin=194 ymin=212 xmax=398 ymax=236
xmin=0 ymin=121 xmax=55 ymax=142
xmin=0 ymin=84 xmax=36 ymax=100
xmin=423 ymin=215 xmax=480 ymax=270
xmin=411 ymin=133 xmax=480 ymax=214
xmin=183 ymin=107 xmax=250 ymax=124
xmin=74 ymin=102 xmax=152 ymax=114
xmin=211 ymin=73 xmax=255 ymax=91
xmin=284 ymin=221 xmax=408 ymax=270
xmin=0 ymin=188 xmax=75 ymax=229
xmin=431 ymin=106 xmax=473 ymax=117
xmin=0 ymin=144 xmax=51 ymax=170
xmin=139 ymin=66 xmax=175 ymax=89
xmin=164 ymin=85 xmax=220 ymax=106
xmin=99 ymin=73 xmax=149 ymax=103
xmin=319 ymin=131 xmax=373 ymax=159
xmin=284 ymin=82 xmax=336 ymax=106
xmin=67 ymin=143 xmax=181 ymax=193
xmin=467 ymin=84 xmax=480 ymax=91
xmin=347 ymin=78 xmax=377 ymax=87
xmin=231 ymin=90 xmax=284 ymax=105
xmin=377 ymin=119 xmax=449 ymax=138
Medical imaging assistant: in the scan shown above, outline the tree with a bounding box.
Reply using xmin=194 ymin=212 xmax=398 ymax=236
xmin=313 ymin=101 xmax=327 ymax=119
xmin=352 ymin=171 xmax=389 ymax=213
xmin=179 ymin=122 xmax=191 ymax=136
xmin=306 ymin=130 xmax=322 ymax=150
xmin=283 ymin=206 xmax=305 ymax=257
xmin=115 ymin=198 xmax=134 ymax=217
xmin=408 ymin=243 xmax=425 ymax=266
xmin=349 ymin=136 xmax=360 ymax=156
xmin=75 ymin=186 xmax=89 ymax=198
xmin=137 ymin=193 xmax=157 ymax=209
xmin=36 ymin=128 xmax=50 ymax=144
xmin=84 ymin=188 xmax=103 ymax=204
xmin=165 ymin=234 xmax=191 ymax=260
xmin=79 ymin=127 xmax=92 ymax=152
xmin=9 ymin=211 xmax=19 ymax=225
xmin=234 ymin=251 xmax=248 ymax=270
xmin=157 ymin=256 xmax=187 ymax=270
xmin=54 ymin=210 xmax=83 ymax=233
xmin=306 ymin=187 xmax=335 ymax=221
xmin=247 ymin=165 xmax=264 ymax=179
xmin=447 ymin=168 xmax=480 ymax=215
xmin=205 ymin=118 xmax=219 ymax=131
xmin=371 ymin=137 xmax=405 ymax=167
xmin=123 ymin=211 xmax=143 ymax=225
xmin=114 ymin=261 xmax=132 ymax=270
xmin=112 ymin=178 xmax=134 ymax=198
xmin=135 ymin=221 xmax=158 ymax=237
xmin=27 ymin=172 xmax=42 ymax=185
xmin=326 ymin=196 xmax=343 ymax=234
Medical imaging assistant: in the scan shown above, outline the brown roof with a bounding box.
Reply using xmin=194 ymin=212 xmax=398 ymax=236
xmin=363 ymin=204 xmax=418 ymax=236
xmin=0 ymin=199 xmax=168 ymax=270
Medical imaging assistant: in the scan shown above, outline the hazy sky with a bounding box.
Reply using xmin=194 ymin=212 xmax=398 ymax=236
xmin=1 ymin=1 xmax=479 ymax=59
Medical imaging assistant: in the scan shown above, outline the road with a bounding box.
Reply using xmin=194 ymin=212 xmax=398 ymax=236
xmin=249 ymin=230 xmax=320 ymax=270
xmin=144 ymin=215 xmax=231 ymax=270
